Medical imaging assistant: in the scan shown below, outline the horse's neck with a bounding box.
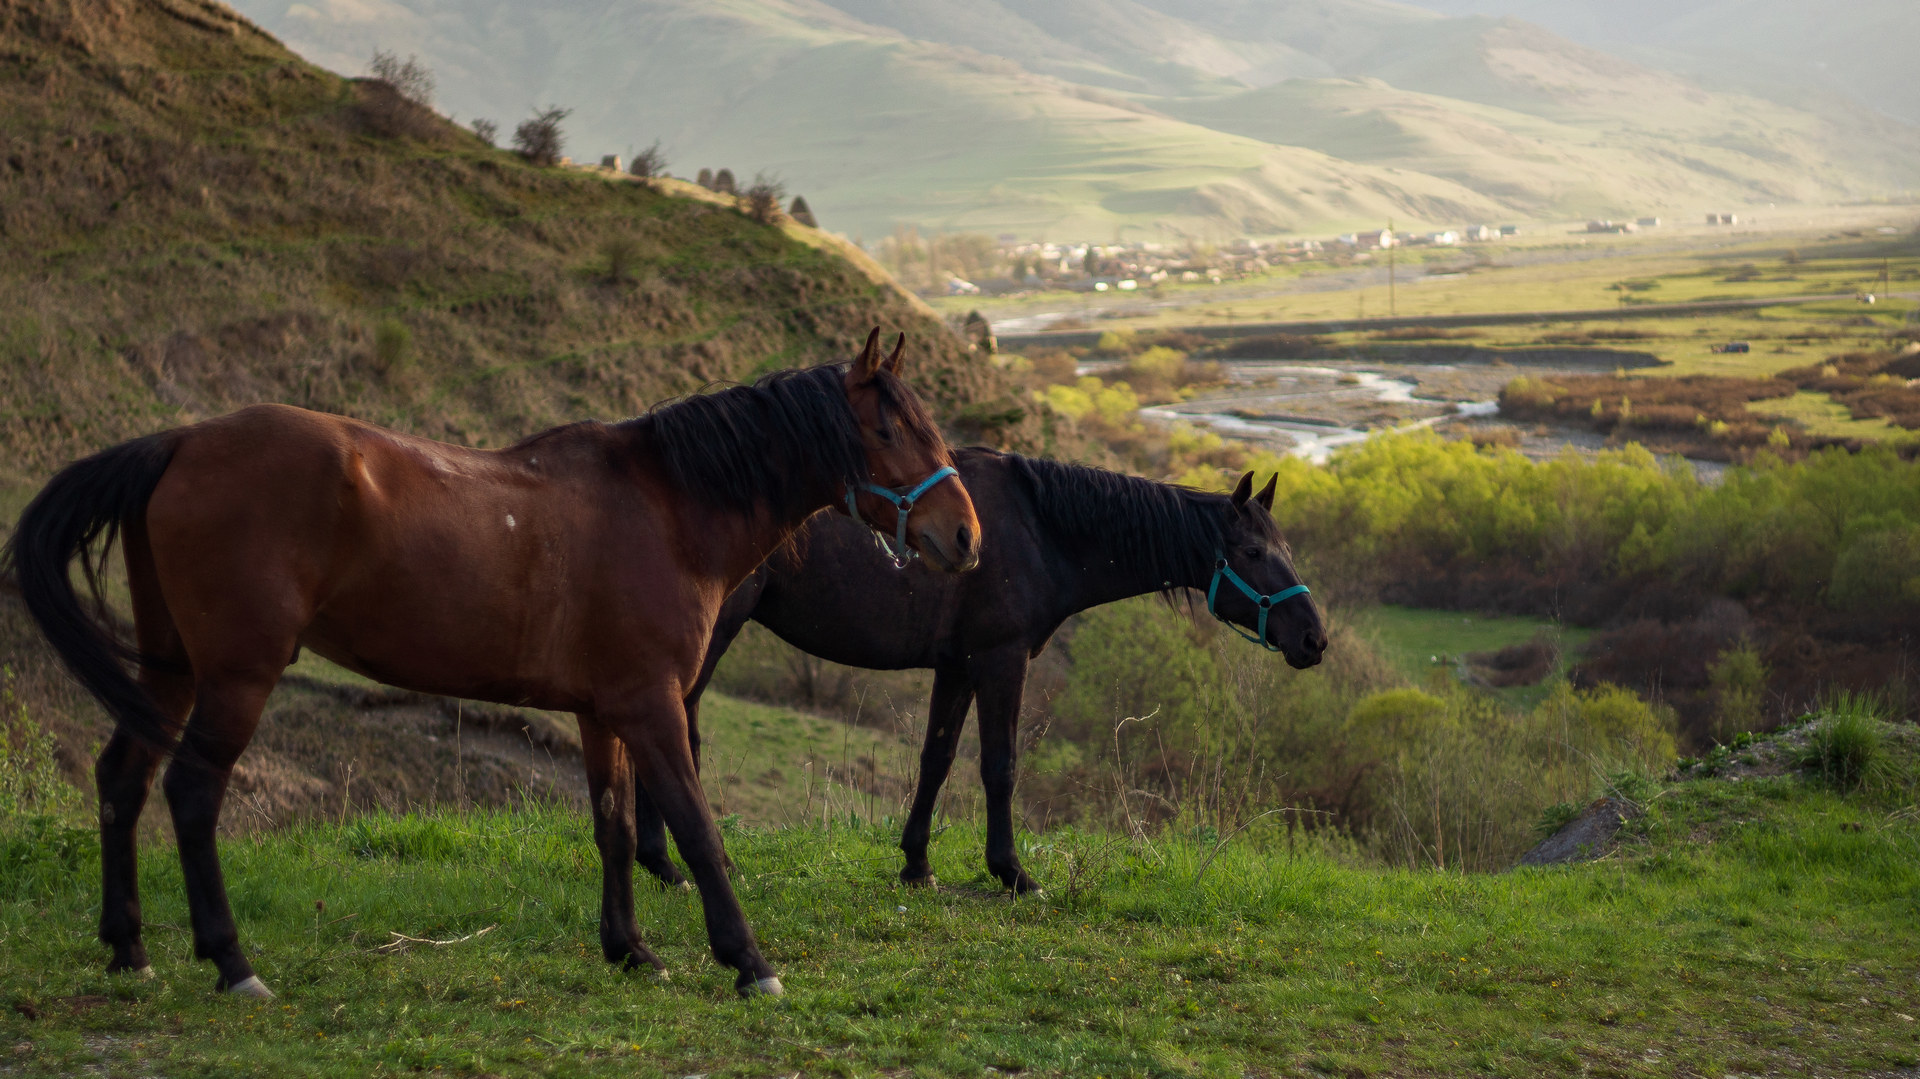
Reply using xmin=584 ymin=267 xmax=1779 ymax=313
xmin=716 ymin=504 xmax=829 ymax=588
xmin=1051 ymin=504 xmax=1211 ymax=614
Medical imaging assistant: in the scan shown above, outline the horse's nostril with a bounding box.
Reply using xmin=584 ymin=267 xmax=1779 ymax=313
xmin=956 ymin=525 xmax=974 ymax=554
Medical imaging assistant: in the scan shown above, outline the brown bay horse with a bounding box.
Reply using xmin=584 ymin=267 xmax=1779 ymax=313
xmin=647 ymin=454 xmax=1325 ymax=894
xmin=2 ymin=330 xmax=979 ymax=998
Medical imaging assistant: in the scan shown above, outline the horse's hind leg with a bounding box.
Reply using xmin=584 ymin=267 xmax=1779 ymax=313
xmin=162 ymin=672 xmax=278 ymax=996
xmin=99 ymin=526 xmax=194 ymax=976
xmin=98 ymin=728 xmax=174 ymax=974
xmin=577 ymin=714 xmax=666 ymax=973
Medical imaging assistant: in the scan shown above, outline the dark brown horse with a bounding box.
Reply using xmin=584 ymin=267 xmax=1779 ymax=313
xmin=641 ymin=451 xmax=1325 ymax=894
xmin=2 ymin=330 xmax=979 ymax=998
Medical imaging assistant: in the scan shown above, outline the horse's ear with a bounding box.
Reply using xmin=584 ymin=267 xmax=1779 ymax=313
xmin=1229 ymin=470 xmax=1255 ymax=508
xmin=1254 ymin=475 xmax=1277 ymax=512
xmin=882 ymin=333 xmax=906 ymax=375
xmin=851 ymin=327 xmax=882 ymax=383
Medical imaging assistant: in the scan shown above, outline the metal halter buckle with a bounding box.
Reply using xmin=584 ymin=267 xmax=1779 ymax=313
xmin=845 ymin=465 xmax=959 ymax=569
xmin=1205 ymin=553 xmax=1310 ymax=652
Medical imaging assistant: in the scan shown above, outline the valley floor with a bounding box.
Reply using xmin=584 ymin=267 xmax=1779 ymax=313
xmin=1 ymin=749 xmax=1915 ymax=1078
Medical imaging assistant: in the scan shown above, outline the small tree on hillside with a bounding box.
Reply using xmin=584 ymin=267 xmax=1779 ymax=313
xmin=513 ymin=106 xmax=571 ymax=166
xmin=696 ymin=167 xmax=714 ymax=189
xmin=740 ymin=173 xmax=786 ymax=225
xmin=470 ymin=118 xmax=498 ymax=146
xmin=359 ymin=50 xmax=440 ymax=140
xmin=711 ymin=168 xmax=737 ymax=196
xmin=370 ymin=50 xmax=434 ymax=107
xmin=788 ymin=195 xmax=818 ymax=228
xmin=629 ymin=141 xmax=667 ymax=179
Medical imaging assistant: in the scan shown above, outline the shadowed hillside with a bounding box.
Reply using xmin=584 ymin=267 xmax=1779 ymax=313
xmin=0 ymin=0 xmax=1015 ymax=488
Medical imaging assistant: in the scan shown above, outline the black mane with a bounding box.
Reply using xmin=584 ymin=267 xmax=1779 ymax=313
xmin=627 ymin=363 xmax=938 ymax=522
xmin=1004 ymin=453 xmax=1229 ymax=588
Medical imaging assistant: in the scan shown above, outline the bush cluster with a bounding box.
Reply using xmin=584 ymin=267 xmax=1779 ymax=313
xmin=1041 ymin=598 xmax=1676 ymax=870
xmin=1231 ymin=430 xmax=1920 ymax=618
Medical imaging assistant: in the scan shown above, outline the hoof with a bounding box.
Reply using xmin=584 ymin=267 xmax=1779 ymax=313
xmin=226 ymin=975 xmax=274 ymax=999
xmin=739 ymin=976 xmax=784 ymax=998
xmin=115 ymin=964 xmax=156 ymax=980
xmin=900 ymin=872 xmax=937 ymax=889
xmin=653 ymin=968 xmax=671 ymax=983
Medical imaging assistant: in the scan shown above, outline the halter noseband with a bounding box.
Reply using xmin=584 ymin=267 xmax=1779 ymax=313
xmin=846 ymin=465 xmax=959 ymax=568
xmin=1206 ymin=553 xmax=1310 ymax=653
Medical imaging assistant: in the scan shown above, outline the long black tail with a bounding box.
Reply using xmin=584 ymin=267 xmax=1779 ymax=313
xmin=1 ymin=433 xmax=182 ymax=755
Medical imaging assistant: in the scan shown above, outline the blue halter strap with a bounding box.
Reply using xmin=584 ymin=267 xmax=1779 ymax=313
xmin=846 ymin=465 xmax=959 ymax=568
xmin=1206 ymin=553 xmax=1310 ymax=652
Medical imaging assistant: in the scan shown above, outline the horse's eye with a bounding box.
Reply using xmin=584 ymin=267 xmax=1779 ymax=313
xmin=1243 ymin=546 xmax=1263 ymax=560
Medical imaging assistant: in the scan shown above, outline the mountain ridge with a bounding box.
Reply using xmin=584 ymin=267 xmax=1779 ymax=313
xmin=227 ymin=0 xmax=1920 ymax=239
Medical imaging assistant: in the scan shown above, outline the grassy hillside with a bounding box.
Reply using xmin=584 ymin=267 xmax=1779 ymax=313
xmin=0 ymin=0 xmax=1011 ymax=488
xmin=232 ymin=0 xmax=1920 ymax=240
xmin=1165 ymin=73 xmax=1917 ymax=217
xmin=1398 ymin=0 xmax=1920 ymax=126
xmin=1 ymin=717 xmax=1914 ymax=1076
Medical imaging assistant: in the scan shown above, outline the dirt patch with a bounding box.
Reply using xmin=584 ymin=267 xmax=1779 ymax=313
xmin=1466 ymin=635 xmax=1557 ymax=688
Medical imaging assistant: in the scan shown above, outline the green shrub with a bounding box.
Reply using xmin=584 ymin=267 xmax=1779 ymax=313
xmin=1707 ymin=642 xmax=1767 ymax=742
xmin=373 ymin=318 xmax=412 ymax=373
xmin=1055 ymin=596 xmax=1228 ymax=743
xmin=0 ymin=666 xmax=80 ymax=828
xmin=1800 ymin=692 xmax=1886 ymax=791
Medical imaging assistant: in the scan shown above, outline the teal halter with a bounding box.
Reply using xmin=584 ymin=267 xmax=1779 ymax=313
xmin=1206 ymin=553 xmax=1310 ymax=652
xmin=846 ymin=465 xmax=959 ymax=568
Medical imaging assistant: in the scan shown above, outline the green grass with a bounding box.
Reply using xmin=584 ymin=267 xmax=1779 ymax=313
xmin=1745 ymin=390 xmax=1911 ymax=441
xmin=2 ymin=753 xmax=1918 ymax=1077
xmin=1356 ymin=605 xmax=1595 ymax=707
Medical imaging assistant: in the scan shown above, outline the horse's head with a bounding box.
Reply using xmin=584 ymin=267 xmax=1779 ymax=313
xmin=1213 ymin=470 xmax=1326 ymax=669
xmin=842 ymin=329 xmax=981 ymax=573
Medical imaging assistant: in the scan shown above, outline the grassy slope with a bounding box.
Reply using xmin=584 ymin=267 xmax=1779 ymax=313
xmin=1161 ymin=74 xmax=1904 ymax=220
xmin=1 ymin=729 xmax=1915 ymax=1077
xmin=0 ymin=0 xmax=1010 ymax=489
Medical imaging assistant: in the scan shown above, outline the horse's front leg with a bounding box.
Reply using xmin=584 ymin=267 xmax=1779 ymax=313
xmin=898 ymin=660 xmax=974 ymax=886
xmin=607 ymin=690 xmax=779 ymax=996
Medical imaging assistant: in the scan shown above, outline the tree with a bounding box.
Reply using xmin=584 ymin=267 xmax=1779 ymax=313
xmin=787 ymin=195 xmax=818 ymax=228
xmin=369 ymin=50 xmax=434 ymax=107
xmin=711 ymin=168 xmax=736 ymax=196
xmin=740 ymin=173 xmax=785 ymax=225
xmin=358 ymin=50 xmax=439 ymax=140
xmin=629 ymin=141 xmax=667 ymax=179
xmin=512 ymin=106 xmax=571 ymax=166
xmin=696 ymin=167 xmax=714 ymax=189
xmin=469 ymin=118 xmax=497 ymax=146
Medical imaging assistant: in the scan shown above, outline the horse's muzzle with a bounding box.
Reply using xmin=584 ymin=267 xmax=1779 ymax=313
xmin=916 ymin=522 xmax=980 ymax=573
xmin=1284 ymin=625 xmax=1328 ymax=670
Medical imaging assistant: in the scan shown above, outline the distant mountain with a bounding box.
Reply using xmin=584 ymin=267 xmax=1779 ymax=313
xmin=1393 ymin=0 xmax=1920 ymax=125
xmin=229 ymin=0 xmax=1920 ymax=240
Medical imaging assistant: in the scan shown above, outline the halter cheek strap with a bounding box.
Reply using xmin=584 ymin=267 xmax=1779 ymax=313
xmin=845 ymin=465 xmax=959 ymax=568
xmin=1206 ymin=553 xmax=1310 ymax=652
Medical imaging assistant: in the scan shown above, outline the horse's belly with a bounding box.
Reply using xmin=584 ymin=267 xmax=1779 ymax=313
xmin=300 ymin=571 xmax=589 ymax=710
